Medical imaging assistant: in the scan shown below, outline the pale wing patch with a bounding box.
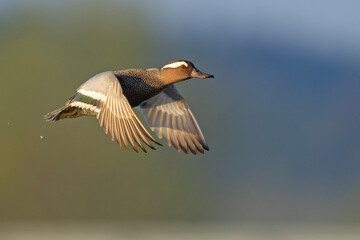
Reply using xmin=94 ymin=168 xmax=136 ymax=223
xmin=162 ymin=61 xmax=188 ymax=69
xmin=77 ymin=89 xmax=106 ymax=101
xmin=70 ymin=101 xmax=100 ymax=112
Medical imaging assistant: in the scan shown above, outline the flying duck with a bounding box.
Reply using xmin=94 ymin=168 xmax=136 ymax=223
xmin=44 ymin=60 xmax=214 ymax=154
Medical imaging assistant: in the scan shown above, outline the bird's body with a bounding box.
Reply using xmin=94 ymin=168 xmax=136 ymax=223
xmin=114 ymin=69 xmax=164 ymax=107
xmin=44 ymin=60 xmax=214 ymax=154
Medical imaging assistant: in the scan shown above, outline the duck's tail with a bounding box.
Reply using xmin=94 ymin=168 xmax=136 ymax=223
xmin=44 ymin=104 xmax=97 ymax=122
xmin=44 ymin=106 xmax=68 ymax=122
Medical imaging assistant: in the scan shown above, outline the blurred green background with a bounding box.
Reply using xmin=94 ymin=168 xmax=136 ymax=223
xmin=1 ymin=0 xmax=360 ymax=233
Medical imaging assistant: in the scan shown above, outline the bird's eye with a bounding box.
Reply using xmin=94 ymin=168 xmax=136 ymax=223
xmin=181 ymin=65 xmax=186 ymax=68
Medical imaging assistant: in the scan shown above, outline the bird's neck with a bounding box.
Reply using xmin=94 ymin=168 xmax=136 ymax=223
xmin=159 ymin=69 xmax=187 ymax=86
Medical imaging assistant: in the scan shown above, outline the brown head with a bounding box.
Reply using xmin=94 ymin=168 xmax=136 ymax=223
xmin=159 ymin=60 xmax=214 ymax=85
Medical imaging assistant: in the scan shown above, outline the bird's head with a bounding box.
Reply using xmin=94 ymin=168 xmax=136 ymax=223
xmin=160 ymin=60 xmax=214 ymax=84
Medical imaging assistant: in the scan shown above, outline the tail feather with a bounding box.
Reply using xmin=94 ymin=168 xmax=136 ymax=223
xmin=44 ymin=105 xmax=97 ymax=122
xmin=44 ymin=106 xmax=67 ymax=122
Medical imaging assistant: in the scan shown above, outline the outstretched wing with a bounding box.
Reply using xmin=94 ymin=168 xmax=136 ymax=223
xmin=140 ymin=85 xmax=209 ymax=154
xmin=78 ymin=71 xmax=161 ymax=152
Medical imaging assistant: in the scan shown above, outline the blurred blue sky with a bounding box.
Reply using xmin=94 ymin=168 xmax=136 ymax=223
xmin=2 ymin=0 xmax=360 ymax=59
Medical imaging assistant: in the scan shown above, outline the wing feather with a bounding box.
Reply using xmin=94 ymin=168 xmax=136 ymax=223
xmin=89 ymin=72 xmax=160 ymax=152
xmin=140 ymin=85 xmax=209 ymax=154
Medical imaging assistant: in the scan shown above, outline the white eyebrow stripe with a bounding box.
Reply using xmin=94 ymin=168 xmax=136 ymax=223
xmin=162 ymin=61 xmax=188 ymax=69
